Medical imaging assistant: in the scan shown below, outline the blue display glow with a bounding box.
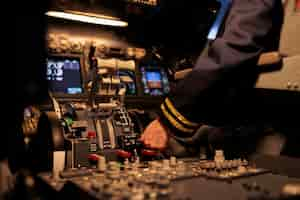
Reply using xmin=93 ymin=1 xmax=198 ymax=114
xmin=67 ymin=87 xmax=82 ymax=94
xmin=145 ymin=71 xmax=161 ymax=82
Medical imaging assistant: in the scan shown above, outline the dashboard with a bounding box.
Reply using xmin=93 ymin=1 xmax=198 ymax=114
xmin=46 ymin=53 xmax=171 ymax=101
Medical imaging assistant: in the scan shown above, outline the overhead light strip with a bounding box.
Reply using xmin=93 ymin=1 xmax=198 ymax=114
xmin=45 ymin=11 xmax=128 ymax=27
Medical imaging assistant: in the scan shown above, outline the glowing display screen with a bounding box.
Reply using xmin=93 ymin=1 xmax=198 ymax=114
xmin=146 ymin=71 xmax=162 ymax=82
xmin=46 ymin=56 xmax=83 ymax=94
xmin=140 ymin=67 xmax=170 ymax=96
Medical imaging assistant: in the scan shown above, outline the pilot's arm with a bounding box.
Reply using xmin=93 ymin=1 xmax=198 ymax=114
xmin=140 ymin=0 xmax=283 ymax=150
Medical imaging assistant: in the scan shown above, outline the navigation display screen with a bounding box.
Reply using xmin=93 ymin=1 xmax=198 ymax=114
xmin=46 ymin=56 xmax=83 ymax=94
xmin=140 ymin=66 xmax=170 ymax=96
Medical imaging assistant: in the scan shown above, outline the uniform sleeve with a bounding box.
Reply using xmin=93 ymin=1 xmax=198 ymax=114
xmin=158 ymin=0 xmax=283 ymax=138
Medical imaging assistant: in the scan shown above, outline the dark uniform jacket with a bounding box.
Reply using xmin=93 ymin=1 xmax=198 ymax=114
xmin=158 ymin=0 xmax=284 ymax=154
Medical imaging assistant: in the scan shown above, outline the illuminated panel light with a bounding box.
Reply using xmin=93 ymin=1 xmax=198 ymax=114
xmin=45 ymin=11 xmax=128 ymax=27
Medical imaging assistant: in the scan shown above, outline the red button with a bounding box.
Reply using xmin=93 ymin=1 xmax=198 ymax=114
xmin=141 ymin=149 xmax=159 ymax=157
xmin=88 ymin=154 xmax=99 ymax=161
xmin=116 ymin=150 xmax=132 ymax=158
xmin=88 ymin=131 xmax=96 ymax=138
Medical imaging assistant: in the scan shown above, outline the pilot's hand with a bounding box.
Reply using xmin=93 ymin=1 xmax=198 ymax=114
xmin=140 ymin=119 xmax=169 ymax=150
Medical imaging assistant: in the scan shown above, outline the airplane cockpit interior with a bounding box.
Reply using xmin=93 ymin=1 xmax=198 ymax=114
xmin=11 ymin=0 xmax=300 ymax=199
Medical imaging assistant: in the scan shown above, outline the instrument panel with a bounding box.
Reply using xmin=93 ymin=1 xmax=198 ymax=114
xmin=46 ymin=49 xmax=171 ymax=101
xmin=36 ymin=155 xmax=300 ymax=200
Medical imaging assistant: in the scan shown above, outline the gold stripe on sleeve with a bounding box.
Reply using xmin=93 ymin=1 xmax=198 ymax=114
xmin=161 ymin=104 xmax=194 ymax=133
xmin=165 ymin=98 xmax=199 ymax=127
